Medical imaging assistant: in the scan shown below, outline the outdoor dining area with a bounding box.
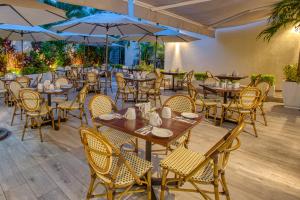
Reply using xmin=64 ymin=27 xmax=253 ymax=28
xmin=0 ymin=1 xmax=299 ymax=200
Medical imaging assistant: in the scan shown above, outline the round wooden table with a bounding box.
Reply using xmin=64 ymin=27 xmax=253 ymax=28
xmin=215 ymin=74 xmax=248 ymax=82
xmin=161 ymin=71 xmax=186 ymax=91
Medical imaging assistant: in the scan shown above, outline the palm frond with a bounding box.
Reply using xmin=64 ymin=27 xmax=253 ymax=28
xmin=258 ymin=0 xmax=300 ymax=41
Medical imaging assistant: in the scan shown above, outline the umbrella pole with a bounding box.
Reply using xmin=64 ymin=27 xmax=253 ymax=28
xmin=104 ymin=25 xmax=109 ymax=95
xmin=154 ymin=36 xmax=158 ymax=68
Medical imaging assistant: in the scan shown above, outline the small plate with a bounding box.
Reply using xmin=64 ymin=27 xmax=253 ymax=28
xmin=181 ymin=112 xmax=198 ymax=119
xmin=151 ymin=127 xmax=173 ymax=138
xmin=99 ymin=114 xmax=115 ymax=121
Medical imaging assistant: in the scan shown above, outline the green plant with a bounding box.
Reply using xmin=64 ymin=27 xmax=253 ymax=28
xmin=112 ymin=64 xmax=123 ymax=69
xmin=283 ymin=64 xmax=300 ymax=82
xmin=137 ymin=61 xmax=154 ymax=72
xmin=194 ymin=72 xmax=208 ymax=81
xmin=258 ymin=0 xmax=300 ymax=75
xmin=251 ymin=74 xmax=276 ymax=85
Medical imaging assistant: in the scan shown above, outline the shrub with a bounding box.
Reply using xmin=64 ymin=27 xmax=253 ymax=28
xmin=283 ymin=64 xmax=300 ymax=83
xmin=194 ymin=72 xmax=208 ymax=81
xmin=251 ymin=73 xmax=276 ymax=86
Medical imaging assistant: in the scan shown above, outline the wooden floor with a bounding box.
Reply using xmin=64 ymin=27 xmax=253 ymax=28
xmin=0 ymin=87 xmax=299 ymax=200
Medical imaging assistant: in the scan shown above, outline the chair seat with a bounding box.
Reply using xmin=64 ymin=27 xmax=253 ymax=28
xmin=52 ymin=96 xmax=67 ymax=104
xmin=27 ymin=104 xmax=52 ymax=117
xmin=58 ymin=101 xmax=80 ymax=110
xmin=99 ymin=127 xmax=136 ymax=148
xmin=0 ymin=89 xmax=7 ymax=93
xmin=120 ymin=87 xmax=136 ymax=94
xmin=98 ymin=151 xmax=152 ymax=187
xmin=195 ymin=99 xmax=218 ymax=107
xmin=222 ymin=103 xmax=251 ymax=114
xmin=160 ymin=147 xmax=214 ymax=183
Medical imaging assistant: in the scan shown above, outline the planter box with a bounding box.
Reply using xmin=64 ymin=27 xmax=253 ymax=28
xmin=282 ymin=81 xmax=300 ymax=109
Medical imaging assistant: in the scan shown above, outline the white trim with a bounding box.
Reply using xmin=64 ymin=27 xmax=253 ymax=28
xmin=151 ymin=0 xmax=212 ymax=11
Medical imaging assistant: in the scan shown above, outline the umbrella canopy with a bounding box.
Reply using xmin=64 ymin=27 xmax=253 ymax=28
xmin=58 ymin=32 xmax=117 ymax=44
xmin=0 ymin=24 xmax=61 ymax=42
xmin=53 ymin=12 xmax=163 ymax=35
xmin=0 ymin=0 xmax=66 ymax=26
xmin=121 ymin=30 xmax=200 ymax=43
xmin=53 ymin=12 xmax=164 ymax=94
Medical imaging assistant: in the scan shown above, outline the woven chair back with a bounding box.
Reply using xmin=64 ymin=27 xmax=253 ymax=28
xmin=163 ymin=95 xmax=196 ymax=113
xmin=88 ymin=94 xmax=115 ymax=119
xmin=9 ymin=81 xmax=22 ymax=100
xmin=77 ymin=84 xmax=89 ymax=104
xmin=187 ymin=122 xmax=245 ymax=180
xmin=19 ymin=89 xmax=42 ymax=112
xmin=87 ymin=72 xmax=97 ymax=83
xmin=154 ymin=74 xmax=164 ymax=90
xmin=115 ymin=73 xmax=126 ymax=89
xmin=239 ymin=87 xmax=261 ymax=109
xmin=80 ymin=127 xmax=113 ymax=176
xmin=16 ymin=76 xmax=30 ymax=88
xmin=0 ymin=80 xmax=5 ymax=90
xmin=255 ymin=81 xmax=271 ymax=102
xmin=55 ymin=77 xmax=69 ymax=86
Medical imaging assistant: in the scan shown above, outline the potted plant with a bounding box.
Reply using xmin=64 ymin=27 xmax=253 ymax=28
xmin=282 ymin=64 xmax=300 ymax=108
xmin=258 ymin=0 xmax=300 ymax=108
xmin=251 ymin=74 xmax=276 ymax=96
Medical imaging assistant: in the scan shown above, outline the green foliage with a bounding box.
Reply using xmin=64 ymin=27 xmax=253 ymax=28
xmin=137 ymin=61 xmax=154 ymax=72
xmin=40 ymin=41 xmax=70 ymax=66
xmin=258 ymin=0 xmax=300 ymax=41
xmin=251 ymin=73 xmax=276 ymax=85
xmin=21 ymin=50 xmax=48 ymax=75
xmin=194 ymin=72 xmax=208 ymax=81
xmin=140 ymin=42 xmax=164 ymax=65
xmin=283 ymin=64 xmax=300 ymax=82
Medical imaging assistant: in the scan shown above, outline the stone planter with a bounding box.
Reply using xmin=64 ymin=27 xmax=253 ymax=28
xmin=282 ymin=81 xmax=300 ymax=109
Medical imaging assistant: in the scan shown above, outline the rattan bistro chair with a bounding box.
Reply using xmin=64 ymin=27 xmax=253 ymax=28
xmin=254 ymin=80 xmax=271 ymax=126
xmin=80 ymin=127 xmax=152 ymax=200
xmin=140 ymin=75 xmax=164 ymax=107
xmin=9 ymin=81 xmax=24 ymax=125
xmin=0 ymin=80 xmax=8 ymax=104
xmin=57 ymin=84 xmax=89 ymax=128
xmin=162 ymin=95 xmax=196 ymax=150
xmin=188 ymin=83 xmax=219 ymax=124
xmin=220 ymin=87 xmax=261 ymax=137
xmin=160 ymin=121 xmax=245 ymax=200
xmin=20 ymin=89 xmax=54 ymax=142
xmin=88 ymin=94 xmax=138 ymax=151
xmin=87 ymin=72 xmax=100 ymax=93
xmin=177 ymin=70 xmax=194 ymax=90
xmin=16 ymin=76 xmax=31 ymax=88
xmin=115 ymin=73 xmax=136 ymax=108
xmin=52 ymin=77 xmax=70 ymax=107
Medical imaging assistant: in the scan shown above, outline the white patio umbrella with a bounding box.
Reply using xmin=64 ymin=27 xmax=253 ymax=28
xmin=0 ymin=0 xmax=66 ymax=26
xmin=0 ymin=24 xmax=61 ymax=53
xmin=122 ymin=29 xmax=200 ymax=67
xmin=53 ymin=12 xmax=163 ymax=94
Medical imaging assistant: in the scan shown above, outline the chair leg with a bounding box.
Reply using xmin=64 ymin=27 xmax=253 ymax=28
xmin=147 ymin=170 xmax=152 ymax=200
xmin=260 ymin=105 xmax=267 ymax=126
xmin=160 ymin=169 xmax=168 ymax=200
xmin=107 ymin=189 xmax=113 ymax=200
xmin=58 ymin=109 xmax=61 ymax=129
xmin=220 ymin=107 xmax=225 ymax=126
xmin=159 ymin=95 xmax=162 ymax=106
xmin=22 ymin=115 xmax=29 ymax=141
xmin=11 ymin=105 xmax=17 ymax=126
xmin=214 ymin=106 xmax=218 ymax=125
xmin=87 ymin=174 xmax=96 ymax=199
xmin=37 ymin=117 xmax=43 ymax=142
xmin=221 ymin=172 xmax=231 ymax=200
xmin=250 ymin=113 xmax=258 ymax=137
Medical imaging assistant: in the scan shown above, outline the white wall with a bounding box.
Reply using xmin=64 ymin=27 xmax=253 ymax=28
xmin=164 ymin=20 xmax=300 ymax=89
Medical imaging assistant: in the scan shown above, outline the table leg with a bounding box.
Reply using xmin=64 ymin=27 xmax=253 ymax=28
xmin=224 ymin=91 xmax=228 ymax=104
xmin=172 ymin=75 xmax=175 ymax=91
xmin=145 ymin=141 xmax=158 ymax=200
xmin=47 ymin=94 xmax=51 ymax=106
xmin=136 ymin=81 xmax=139 ymax=102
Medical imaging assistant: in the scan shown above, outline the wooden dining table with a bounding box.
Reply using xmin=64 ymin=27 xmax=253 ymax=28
xmin=161 ymin=71 xmax=186 ymax=91
xmin=124 ymin=76 xmax=156 ymax=102
xmin=94 ymin=107 xmax=203 ymax=199
xmin=215 ymin=74 xmax=248 ymax=82
xmin=199 ymin=83 xmax=242 ymax=104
